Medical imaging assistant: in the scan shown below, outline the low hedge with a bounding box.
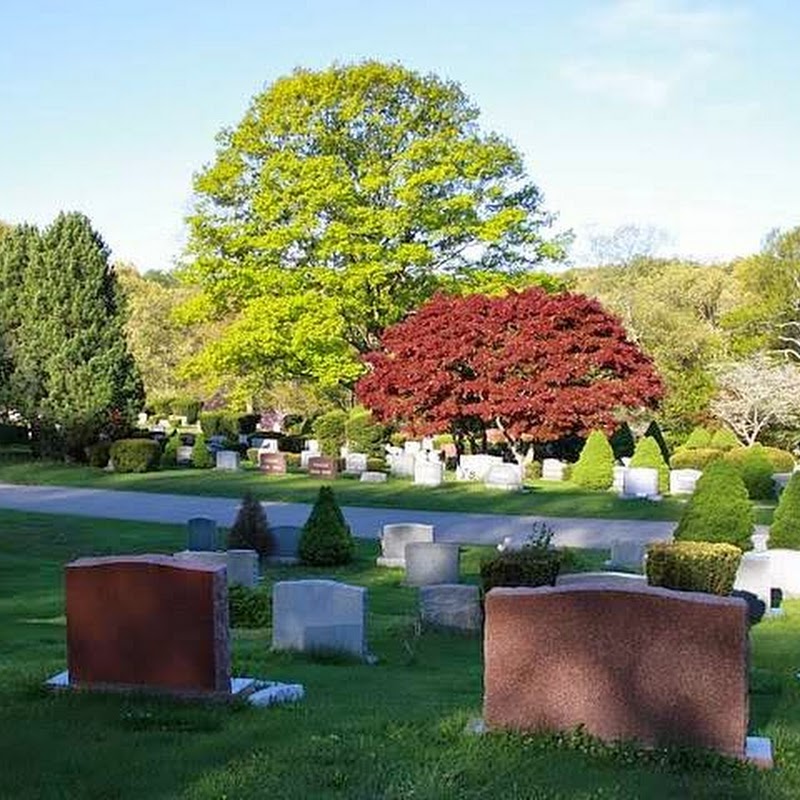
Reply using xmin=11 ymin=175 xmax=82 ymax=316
xmin=110 ymin=438 xmax=161 ymax=473
xmin=480 ymin=524 xmax=562 ymax=592
xmin=669 ymin=447 xmax=724 ymax=470
xmin=645 ymin=541 xmax=743 ymax=596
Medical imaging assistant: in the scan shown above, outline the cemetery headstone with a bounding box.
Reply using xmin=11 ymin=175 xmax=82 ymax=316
xmin=308 ymin=456 xmax=338 ymax=478
xmin=414 ymin=459 xmax=443 ymax=487
xmin=457 ymin=454 xmax=502 ymax=481
xmin=484 ymin=463 xmax=523 ymax=491
xmin=345 ymin=453 xmax=368 ymax=474
xmin=405 ymin=542 xmax=460 ymax=586
xmin=389 ymin=452 xmax=416 ymax=478
xmin=216 ymin=450 xmax=240 ymax=471
xmin=377 ymin=523 xmax=435 ymax=567
xmin=259 ymin=452 xmax=287 ymax=474
xmin=622 ymin=467 xmax=659 ymax=498
xmin=176 ymin=445 xmax=193 ymax=465
xmin=669 ymin=469 xmax=702 ymax=495
xmin=404 ymin=440 xmax=422 ymax=455
xmin=606 ymin=539 xmax=647 ymax=571
xmin=612 ymin=465 xmax=627 ymax=493
xmin=272 ymin=579 xmax=369 ymax=660
xmin=360 ymin=471 xmax=388 ymax=483
xmin=187 ymin=517 xmax=222 ymax=551
xmin=258 ymin=438 xmax=279 ymax=454
xmin=734 ymin=551 xmax=771 ymax=606
xmin=541 ymin=458 xmax=566 ymax=481
xmin=64 ymin=555 xmax=231 ymax=695
xmin=174 ymin=550 xmax=228 ymax=573
xmin=766 ymin=549 xmax=800 ymax=598
xmin=267 ymin=525 xmax=303 ymax=565
xmin=483 ymin=582 xmax=749 ymax=759
xmin=306 ymin=439 xmax=320 ymax=454
xmin=419 ymin=584 xmax=482 ymax=632
xmin=227 ymin=549 xmax=259 ymax=588
xmin=773 ymin=473 xmax=793 ymax=496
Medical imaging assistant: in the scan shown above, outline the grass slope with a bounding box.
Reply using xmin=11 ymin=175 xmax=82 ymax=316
xmin=0 ymin=510 xmax=796 ymax=798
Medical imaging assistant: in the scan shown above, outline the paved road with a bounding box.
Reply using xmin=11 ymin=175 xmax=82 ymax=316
xmin=0 ymin=482 xmax=678 ymax=549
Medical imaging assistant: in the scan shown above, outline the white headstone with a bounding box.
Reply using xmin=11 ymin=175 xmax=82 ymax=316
xmin=766 ymin=549 xmax=800 ymax=598
xmin=345 ymin=452 xmax=368 ymax=474
xmin=413 ymin=459 xmax=443 ymax=487
xmin=137 ymin=412 xmax=149 ymax=426
xmin=622 ymin=467 xmax=659 ymax=498
xmin=734 ymin=551 xmax=771 ymax=606
xmin=773 ymin=473 xmax=793 ymax=495
xmin=377 ymin=523 xmax=435 ymax=568
xmin=306 ymin=439 xmax=320 ymax=454
xmin=300 ymin=450 xmax=314 ymax=470
xmin=404 ymin=440 xmax=422 ymax=455
xmin=419 ymin=584 xmax=482 ymax=632
xmin=389 ymin=452 xmax=416 ymax=478
xmin=484 ymin=463 xmax=523 ymax=491
xmin=176 ymin=445 xmax=193 ymax=465
xmin=669 ymin=469 xmax=702 ymax=495
xmin=216 ymin=450 xmax=240 ymax=471
xmin=541 ymin=458 xmax=566 ymax=481
xmin=272 ymin=580 xmax=369 ymax=661
xmin=360 ymin=470 xmax=388 ymax=483
xmin=456 ymin=454 xmax=503 ymax=481
xmin=258 ymin=439 xmax=279 ymax=454
xmin=404 ymin=542 xmax=460 ymax=586
xmin=612 ymin=465 xmax=627 ymax=493
xmin=227 ymin=549 xmax=259 ymax=588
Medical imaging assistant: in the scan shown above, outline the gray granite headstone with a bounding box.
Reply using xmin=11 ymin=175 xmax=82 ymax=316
xmin=227 ymin=549 xmax=259 ymax=587
xmin=272 ymin=579 xmax=368 ymax=660
xmin=216 ymin=450 xmax=240 ymax=471
xmin=187 ymin=517 xmax=222 ymax=551
xmin=377 ymin=523 xmax=434 ymax=567
xmin=419 ymin=584 xmax=482 ymax=632
xmin=606 ymin=539 xmax=647 ymax=571
xmin=405 ymin=542 xmax=460 ymax=586
xmin=268 ymin=526 xmax=303 ymax=564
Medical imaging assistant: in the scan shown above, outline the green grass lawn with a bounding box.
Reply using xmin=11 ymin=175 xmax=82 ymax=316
xmin=0 ymin=509 xmax=797 ymax=798
xmin=0 ymin=458 xmax=777 ymax=524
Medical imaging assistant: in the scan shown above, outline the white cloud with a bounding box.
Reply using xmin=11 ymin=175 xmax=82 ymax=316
xmin=560 ymin=61 xmax=675 ymax=107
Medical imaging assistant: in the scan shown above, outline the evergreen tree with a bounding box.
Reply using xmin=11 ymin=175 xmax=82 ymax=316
xmin=11 ymin=213 xmax=143 ymax=458
xmin=683 ymin=426 xmax=712 ymax=449
xmin=572 ymin=430 xmax=615 ymax=489
xmin=709 ymin=427 xmax=740 ymax=451
xmin=629 ymin=436 xmax=670 ymax=493
xmin=299 ymin=486 xmax=354 ymax=565
xmin=609 ymin=422 xmax=635 ymax=460
xmin=644 ymin=420 xmax=671 ymax=464
xmin=229 ymin=491 xmax=275 ymax=558
xmin=770 ymin=473 xmax=800 ymax=549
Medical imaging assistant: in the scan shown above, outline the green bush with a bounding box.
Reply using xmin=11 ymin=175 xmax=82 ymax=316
xmin=191 ymin=433 xmax=214 ymax=468
xmin=312 ymin=410 xmax=348 ymax=458
xmin=0 ymin=424 xmax=29 ymax=445
xmin=673 ymin=460 xmax=754 ymax=549
xmin=366 ymin=456 xmax=386 ymax=472
xmin=160 ymin=432 xmax=179 ymax=468
xmin=110 ymin=438 xmax=161 ymax=473
xmin=629 ymin=436 xmax=669 ymax=493
xmin=345 ymin=406 xmax=384 ymax=457
xmin=572 ymin=430 xmax=615 ymax=490
xmin=228 ymin=491 xmax=275 ymax=558
xmin=645 ymin=541 xmax=742 ymax=596
xmin=683 ymin=426 xmax=712 ymax=449
xmin=709 ymin=428 xmax=740 ymax=451
xmin=169 ymin=397 xmax=202 ymax=424
xmin=149 ymin=397 xmax=174 ymax=418
xmin=246 ymin=447 xmax=259 ymax=465
xmin=769 ymin=473 xmax=800 ymax=549
xmin=285 ymin=452 xmax=301 ymax=471
xmin=670 ymin=447 xmax=724 ymax=470
xmin=299 ymin=486 xmax=354 ymax=566
xmin=86 ymin=441 xmax=111 ymax=468
xmin=433 ymin=433 xmax=454 ymax=448
xmin=525 ymin=460 xmax=542 ymax=481
xmin=198 ymin=411 xmax=239 ymax=439
xmin=644 ymin=420 xmax=671 ymax=463
xmin=609 ymin=422 xmax=635 ymax=460
xmin=760 ymin=446 xmax=795 ymax=473
xmin=228 ymin=584 xmax=271 ymax=628
xmin=724 ymin=445 xmax=775 ymax=500
xmin=480 ymin=523 xmax=562 ymax=592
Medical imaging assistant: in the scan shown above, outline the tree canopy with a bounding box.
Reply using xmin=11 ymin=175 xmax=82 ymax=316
xmin=356 ymin=287 xmax=663 ymax=457
xmin=183 ymin=60 xmax=569 ymax=390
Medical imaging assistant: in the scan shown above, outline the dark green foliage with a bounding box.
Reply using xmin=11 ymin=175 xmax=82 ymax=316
xmin=670 ymin=447 xmax=724 ymax=470
xmin=770 ymin=472 xmax=800 ymax=548
xmin=110 ymin=438 xmax=160 ymax=473
xmin=312 ymin=410 xmax=348 ymax=457
xmin=709 ymin=428 xmax=740 ymax=451
xmin=191 ymin=433 xmax=214 ymax=468
xmin=228 ymin=491 xmax=275 ymax=558
xmin=228 ymin=584 xmax=271 ymax=628
xmin=644 ymin=420 xmax=670 ymax=463
xmin=170 ymin=397 xmax=203 ymax=424
xmin=724 ymin=445 xmax=775 ymax=500
xmin=730 ymin=589 xmax=766 ymax=625
xmin=572 ymin=430 xmax=615 ymax=490
xmin=645 ymin=541 xmax=742 ymax=596
xmin=480 ymin=523 xmax=562 ymax=591
xmin=160 ymin=432 xmax=179 ymax=468
xmin=199 ymin=411 xmax=239 ymax=439
xmin=673 ymin=460 xmax=754 ymax=549
xmin=345 ymin=406 xmax=384 ymax=457
xmin=0 ymin=424 xmax=28 ymax=445
xmin=5 ymin=213 xmax=143 ymax=460
xmin=299 ymin=485 xmax=354 ymax=565
xmin=629 ymin=436 xmax=669 ymax=493
xmin=683 ymin=426 xmax=712 ymax=449
xmin=86 ymin=441 xmax=111 ymax=468
xmin=237 ymin=414 xmax=259 ymax=435
xmin=609 ymin=422 xmax=635 ymax=460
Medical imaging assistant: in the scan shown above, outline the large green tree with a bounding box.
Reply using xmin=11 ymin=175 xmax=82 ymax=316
xmin=9 ymin=213 xmax=144 ymax=457
xmin=184 ymin=60 xmax=568 ymax=389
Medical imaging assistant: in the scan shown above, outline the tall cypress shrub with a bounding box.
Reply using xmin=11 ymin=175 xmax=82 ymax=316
xmin=770 ymin=473 xmax=800 ymax=549
xmin=572 ymin=430 xmax=615 ymax=489
xmin=609 ymin=422 xmax=635 ymax=460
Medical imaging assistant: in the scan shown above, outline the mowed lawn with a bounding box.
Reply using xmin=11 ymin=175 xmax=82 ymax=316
xmin=0 ymin=510 xmax=798 ymax=799
xmin=0 ymin=458 xmax=778 ymax=524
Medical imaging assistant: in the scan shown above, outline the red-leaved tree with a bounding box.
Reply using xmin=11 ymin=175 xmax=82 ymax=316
xmin=356 ymin=288 xmax=664 ymax=460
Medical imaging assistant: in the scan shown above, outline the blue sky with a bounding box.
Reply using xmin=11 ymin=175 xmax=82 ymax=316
xmin=1 ymin=0 xmax=798 ymax=270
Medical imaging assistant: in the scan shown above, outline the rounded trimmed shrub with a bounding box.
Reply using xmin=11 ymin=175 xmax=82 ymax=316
xmin=709 ymin=428 xmax=740 ymax=451
xmin=761 ymin=446 xmax=795 ymax=473
xmin=724 ymin=445 xmax=775 ymax=500
xmin=572 ymin=430 xmax=615 ymax=490
xmin=345 ymin=407 xmax=384 ymax=457
xmin=769 ymin=472 xmax=800 ymax=549
xmin=670 ymin=447 xmax=724 ymax=470
xmin=191 ymin=433 xmax=214 ymax=469
xmin=673 ymin=460 xmax=754 ymax=549
xmin=646 ymin=541 xmax=743 ymax=596
xmin=299 ymin=486 xmax=354 ymax=566
xmin=629 ymin=436 xmax=669 ymax=493
xmin=110 ymin=438 xmax=161 ymax=473
xmin=229 ymin=491 xmax=275 ymax=558
xmin=480 ymin=523 xmax=561 ymax=592
xmin=312 ymin=410 xmax=348 ymax=458
xmin=683 ymin=426 xmax=712 ymax=450
xmin=609 ymin=422 xmax=635 ymax=460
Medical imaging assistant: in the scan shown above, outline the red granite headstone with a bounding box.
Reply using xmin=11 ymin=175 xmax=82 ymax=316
xmin=259 ymin=451 xmax=287 ymax=474
xmin=484 ymin=582 xmax=748 ymax=758
xmin=308 ymin=456 xmax=338 ymax=477
xmin=65 ymin=555 xmax=230 ymax=695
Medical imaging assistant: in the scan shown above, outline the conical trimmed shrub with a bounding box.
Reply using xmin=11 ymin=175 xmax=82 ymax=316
xmin=684 ymin=426 xmax=712 ymax=450
xmin=572 ymin=430 xmax=615 ymax=489
xmin=629 ymin=436 xmax=669 ymax=493
xmin=299 ymin=486 xmax=354 ymax=565
xmin=709 ymin=428 xmax=740 ymax=451
xmin=161 ymin=432 xmax=179 ymax=468
xmin=674 ymin=460 xmax=754 ymax=550
xmin=770 ymin=473 xmax=800 ymax=549
xmin=229 ymin=491 xmax=275 ymax=558
xmin=609 ymin=422 xmax=635 ymax=460
xmin=192 ymin=433 xmax=214 ymax=468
